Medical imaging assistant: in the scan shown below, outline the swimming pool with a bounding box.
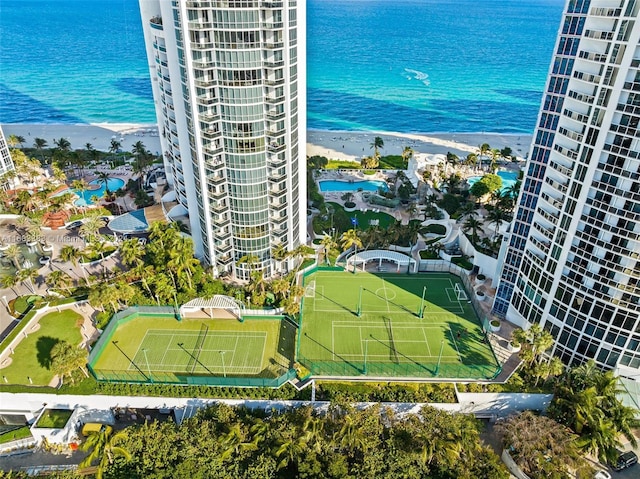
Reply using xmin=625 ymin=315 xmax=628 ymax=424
xmin=72 ymin=178 xmax=125 ymax=206
xmin=467 ymin=170 xmax=519 ymax=193
xmin=319 ymin=179 xmax=389 ymax=192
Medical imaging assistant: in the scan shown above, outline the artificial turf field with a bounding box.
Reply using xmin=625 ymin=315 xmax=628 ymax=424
xmin=298 ymin=271 xmax=501 ymax=379
xmin=89 ymin=314 xmax=296 ymax=382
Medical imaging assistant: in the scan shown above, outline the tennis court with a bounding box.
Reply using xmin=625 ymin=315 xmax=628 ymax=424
xmin=89 ymin=312 xmax=296 ymax=384
xmin=298 ymin=270 xmax=500 ymax=379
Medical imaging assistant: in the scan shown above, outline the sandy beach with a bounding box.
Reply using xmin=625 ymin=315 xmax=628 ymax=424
xmin=307 ymin=130 xmax=532 ymax=162
xmin=1 ymin=123 xmax=162 ymax=155
xmin=1 ymin=123 xmax=532 ymax=161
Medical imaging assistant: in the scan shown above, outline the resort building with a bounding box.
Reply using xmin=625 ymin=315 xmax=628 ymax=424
xmin=494 ymin=0 xmax=640 ymax=373
xmin=138 ymin=0 xmax=306 ymax=280
xmin=0 ymin=126 xmax=16 ymax=189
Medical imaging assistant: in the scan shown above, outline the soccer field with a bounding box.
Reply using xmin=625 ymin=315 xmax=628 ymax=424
xmin=298 ymin=271 xmax=500 ymax=379
xmin=89 ymin=314 xmax=296 ymax=384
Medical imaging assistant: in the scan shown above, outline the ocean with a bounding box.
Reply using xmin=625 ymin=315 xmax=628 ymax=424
xmin=0 ymin=0 xmax=565 ymax=133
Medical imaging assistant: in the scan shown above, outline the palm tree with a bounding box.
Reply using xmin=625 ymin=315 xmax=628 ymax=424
xmin=59 ymin=245 xmax=81 ymax=266
xmin=79 ymin=426 xmax=131 ymax=479
xmin=370 ymin=136 xmax=384 ymax=159
xmin=7 ymin=134 xmax=22 ymax=149
xmin=109 ymin=139 xmax=122 ymax=156
xmin=461 ymin=216 xmax=484 ymax=243
xmin=168 ymin=237 xmax=200 ymax=290
xmin=119 ymin=238 xmax=145 ymax=267
xmin=46 ymin=270 xmax=74 ymax=295
xmin=50 ymin=341 xmax=89 ymax=384
xmin=477 ymin=142 xmax=490 ymax=162
xmin=4 ymin=244 xmax=23 ymax=270
xmin=1 ymin=274 xmax=19 ymax=295
xmin=79 ymin=216 xmax=106 ymax=245
xmin=54 ymin=137 xmax=71 ymax=152
xmin=320 ymin=235 xmax=336 ymax=265
xmin=486 ymin=207 xmax=507 ymax=237
xmin=17 ymin=267 xmax=38 ymax=294
xmin=33 ymin=138 xmax=48 ymax=162
xmin=401 ymin=146 xmax=414 ymax=169
xmin=340 ymin=229 xmax=363 ymax=273
xmin=96 ymin=171 xmax=112 ymax=196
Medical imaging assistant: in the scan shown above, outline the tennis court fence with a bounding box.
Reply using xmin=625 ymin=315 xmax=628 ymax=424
xmin=88 ymin=368 xmax=296 ymax=388
xmin=87 ymin=306 xmax=297 ymax=388
xmin=297 ymin=354 xmax=501 ymax=380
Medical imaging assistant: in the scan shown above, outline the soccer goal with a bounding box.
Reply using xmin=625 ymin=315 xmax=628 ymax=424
xmin=304 ymin=280 xmax=316 ymax=298
xmin=454 ymin=284 xmax=468 ymax=301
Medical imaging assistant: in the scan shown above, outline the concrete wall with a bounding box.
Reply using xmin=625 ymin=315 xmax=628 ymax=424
xmin=458 ymin=232 xmax=499 ymax=277
xmin=502 ymin=449 xmax=531 ymax=479
xmin=1 ymin=391 xmax=553 ymax=429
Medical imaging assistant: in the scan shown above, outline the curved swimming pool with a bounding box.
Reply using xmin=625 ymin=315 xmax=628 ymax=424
xmin=71 ymin=178 xmax=126 ymax=206
xmin=467 ymin=170 xmax=518 ymax=193
xmin=319 ymin=179 xmax=389 ymax=192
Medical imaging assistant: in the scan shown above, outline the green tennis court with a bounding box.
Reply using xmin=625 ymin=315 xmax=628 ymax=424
xmin=89 ymin=313 xmax=296 ymax=383
xmin=298 ymin=271 xmax=500 ymax=379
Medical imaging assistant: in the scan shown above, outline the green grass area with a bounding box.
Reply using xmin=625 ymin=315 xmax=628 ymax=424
xmin=90 ymin=315 xmax=296 ymax=382
xmin=314 ymin=202 xmax=396 ymax=235
xmin=378 ymin=155 xmax=406 ymax=169
xmin=326 ymin=160 xmax=360 ymax=169
xmin=299 ymin=271 xmax=499 ymax=379
xmin=422 ymin=224 xmax=447 ymax=235
xmin=0 ymin=426 xmax=32 ymax=444
xmin=419 ymin=250 xmax=442 ymax=260
xmin=12 ymin=295 xmax=41 ymax=316
xmin=1 ymin=310 xmax=83 ymax=386
xmin=34 ymin=409 xmax=73 ymax=429
xmin=452 ymin=257 xmax=474 ymax=270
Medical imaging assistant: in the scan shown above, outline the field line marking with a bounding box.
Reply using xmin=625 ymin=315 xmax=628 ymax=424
xmin=332 ymin=321 xmax=336 ymax=361
xmin=422 ymin=327 xmax=432 ymax=356
xmin=258 ymin=334 xmax=267 ymax=371
xmin=380 ymin=277 xmax=390 ymax=313
xmin=158 ymin=333 xmax=173 ymax=368
xmin=449 ymin=328 xmax=462 ymax=361
xmin=229 ymin=336 xmax=239 ymax=372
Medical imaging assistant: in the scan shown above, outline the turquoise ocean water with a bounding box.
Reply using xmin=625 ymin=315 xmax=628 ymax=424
xmin=0 ymin=0 xmax=565 ymax=133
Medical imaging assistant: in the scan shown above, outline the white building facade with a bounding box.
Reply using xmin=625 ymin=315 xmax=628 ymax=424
xmin=0 ymin=125 xmax=16 ymax=188
xmin=138 ymin=0 xmax=306 ymax=280
xmin=494 ymin=0 xmax=640 ymax=373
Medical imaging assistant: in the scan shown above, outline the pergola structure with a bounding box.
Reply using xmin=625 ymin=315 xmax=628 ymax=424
xmin=346 ymin=249 xmax=417 ymax=273
xmin=179 ymin=295 xmax=245 ymax=320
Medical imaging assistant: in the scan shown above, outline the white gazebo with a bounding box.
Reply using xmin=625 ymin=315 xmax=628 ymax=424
xmin=346 ymin=249 xmax=417 ymax=273
xmin=179 ymin=295 xmax=245 ymax=320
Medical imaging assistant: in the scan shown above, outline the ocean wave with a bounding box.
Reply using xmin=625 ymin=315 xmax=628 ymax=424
xmin=403 ymin=68 xmax=430 ymax=87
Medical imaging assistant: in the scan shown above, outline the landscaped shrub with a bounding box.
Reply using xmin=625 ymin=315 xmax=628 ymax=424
xmin=423 ymin=224 xmax=446 ymax=235
xmin=420 ymin=250 xmax=441 ymax=260
xmin=451 ymin=256 xmax=473 ymax=270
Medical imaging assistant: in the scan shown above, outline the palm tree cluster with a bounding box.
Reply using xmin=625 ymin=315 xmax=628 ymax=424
xmin=89 ymin=403 xmax=508 ymax=479
xmin=50 ymin=340 xmax=89 ymax=385
xmin=548 ymin=360 xmax=638 ymax=464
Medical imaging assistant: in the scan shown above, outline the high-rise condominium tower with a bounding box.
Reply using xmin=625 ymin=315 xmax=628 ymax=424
xmin=139 ymin=0 xmax=306 ymax=280
xmin=0 ymin=126 xmax=16 ymax=189
xmin=494 ymin=0 xmax=640 ymax=374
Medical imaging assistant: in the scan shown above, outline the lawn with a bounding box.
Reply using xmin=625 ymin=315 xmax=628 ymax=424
xmin=299 ymin=271 xmax=500 ymax=379
xmin=0 ymin=426 xmax=32 ymax=444
xmin=313 ymin=202 xmax=396 ymax=235
xmin=1 ymin=310 xmax=83 ymax=386
xmin=34 ymin=409 xmax=73 ymax=429
xmin=90 ymin=314 xmax=296 ymax=383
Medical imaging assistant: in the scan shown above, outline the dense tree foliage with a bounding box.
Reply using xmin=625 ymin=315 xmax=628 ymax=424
xmin=96 ymin=403 xmax=508 ymax=479
xmin=496 ymin=411 xmax=589 ymax=479
xmin=548 ymin=360 xmax=638 ymax=463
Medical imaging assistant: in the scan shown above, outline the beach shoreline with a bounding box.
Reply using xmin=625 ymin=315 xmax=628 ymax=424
xmin=1 ymin=123 xmax=532 ymax=161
